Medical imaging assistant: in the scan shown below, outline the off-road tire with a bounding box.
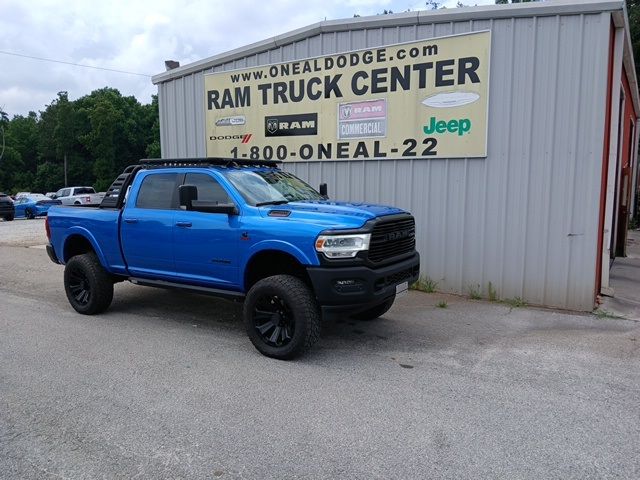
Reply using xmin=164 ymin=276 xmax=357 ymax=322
xmin=351 ymin=297 xmax=395 ymax=321
xmin=64 ymin=253 xmax=114 ymax=315
xmin=4 ymin=214 xmax=14 ymax=221
xmin=244 ymin=275 xmax=320 ymax=360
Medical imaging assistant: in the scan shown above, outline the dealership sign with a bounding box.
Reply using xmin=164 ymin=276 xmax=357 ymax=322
xmin=204 ymin=31 xmax=490 ymax=160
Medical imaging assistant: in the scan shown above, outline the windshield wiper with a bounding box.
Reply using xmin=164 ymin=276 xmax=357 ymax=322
xmin=255 ymin=200 xmax=289 ymax=207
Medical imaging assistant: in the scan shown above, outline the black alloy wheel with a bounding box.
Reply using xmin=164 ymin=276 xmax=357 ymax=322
xmin=67 ymin=266 xmax=92 ymax=307
xmin=252 ymin=295 xmax=295 ymax=347
xmin=26 ymin=208 xmax=35 ymax=219
xmin=243 ymin=275 xmax=320 ymax=360
xmin=63 ymin=253 xmax=114 ymax=314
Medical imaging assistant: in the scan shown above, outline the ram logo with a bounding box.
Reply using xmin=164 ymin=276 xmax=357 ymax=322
xmin=265 ymin=113 xmax=318 ymax=137
xmin=266 ymin=119 xmax=279 ymax=134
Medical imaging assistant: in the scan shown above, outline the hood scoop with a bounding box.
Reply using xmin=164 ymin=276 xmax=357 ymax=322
xmin=268 ymin=209 xmax=291 ymax=217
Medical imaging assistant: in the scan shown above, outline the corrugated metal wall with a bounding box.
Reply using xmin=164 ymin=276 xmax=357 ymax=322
xmin=157 ymin=12 xmax=611 ymax=310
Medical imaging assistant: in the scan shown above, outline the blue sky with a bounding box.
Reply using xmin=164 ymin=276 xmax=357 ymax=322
xmin=0 ymin=0 xmax=495 ymax=116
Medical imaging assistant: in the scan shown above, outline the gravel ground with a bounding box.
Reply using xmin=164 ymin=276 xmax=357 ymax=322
xmin=0 ymin=217 xmax=48 ymax=246
xmin=1 ymin=220 xmax=639 ymax=479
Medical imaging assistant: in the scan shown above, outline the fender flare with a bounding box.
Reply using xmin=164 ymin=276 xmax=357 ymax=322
xmin=242 ymin=240 xmax=315 ymax=272
xmin=62 ymin=227 xmax=110 ymax=269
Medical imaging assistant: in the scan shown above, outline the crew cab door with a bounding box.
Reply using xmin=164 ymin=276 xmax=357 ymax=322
xmin=173 ymin=172 xmax=240 ymax=288
xmin=120 ymin=172 xmax=180 ymax=278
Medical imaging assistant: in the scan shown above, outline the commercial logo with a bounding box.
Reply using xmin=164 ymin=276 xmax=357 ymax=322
xmin=337 ymin=99 xmax=387 ymax=140
xmin=264 ymin=113 xmax=318 ymax=137
xmin=423 ymin=117 xmax=471 ymax=136
xmin=421 ymin=91 xmax=480 ymax=108
xmin=215 ymin=115 xmax=246 ymax=126
xmin=208 ymin=133 xmax=253 ymax=143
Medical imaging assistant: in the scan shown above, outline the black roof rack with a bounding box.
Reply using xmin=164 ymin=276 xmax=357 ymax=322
xmin=139 ymin=157 xmax=280 ymax=168
xmin=99 ymin=157 xmax=281 ymax=210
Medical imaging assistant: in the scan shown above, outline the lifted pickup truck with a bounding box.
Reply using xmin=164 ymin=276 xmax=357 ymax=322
xmin=46 ymin=158 xmax=419 ymax=359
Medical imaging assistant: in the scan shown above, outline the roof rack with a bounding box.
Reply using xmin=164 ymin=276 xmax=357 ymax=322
xmin=139 ymin=157 xmax=280 ymax=168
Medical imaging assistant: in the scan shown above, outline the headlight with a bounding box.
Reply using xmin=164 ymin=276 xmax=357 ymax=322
xmin=315 ymin=233 xmax=371 ymax=259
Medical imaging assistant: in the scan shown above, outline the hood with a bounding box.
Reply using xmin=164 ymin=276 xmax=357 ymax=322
xmin=260 ymin=200 xmax=407 ymax=230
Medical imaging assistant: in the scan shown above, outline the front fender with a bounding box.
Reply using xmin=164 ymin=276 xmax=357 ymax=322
xmin=242 ymin=240 xmax=318 ymax=270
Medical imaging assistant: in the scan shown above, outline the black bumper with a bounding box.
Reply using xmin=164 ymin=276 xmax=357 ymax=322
xmin=307 ymin=252 xmax=420 ymax=316
xmin=46 ymin=244 xmax=60 ymax=264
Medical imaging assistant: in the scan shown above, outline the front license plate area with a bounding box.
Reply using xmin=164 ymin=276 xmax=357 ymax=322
xmin=395 ymin=281 xmax=409 ymax=298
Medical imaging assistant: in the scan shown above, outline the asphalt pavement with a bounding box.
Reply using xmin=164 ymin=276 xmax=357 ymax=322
xmin=1 ymin=219 xmax=639 ymax=479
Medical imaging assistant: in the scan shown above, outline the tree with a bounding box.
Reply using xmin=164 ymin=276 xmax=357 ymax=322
xmin=0 ymin=88 xmax=160 ymax=193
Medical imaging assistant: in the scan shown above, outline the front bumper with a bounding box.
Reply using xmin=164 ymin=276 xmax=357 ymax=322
xmin=307 ymin=252 xmax=420 ymax=316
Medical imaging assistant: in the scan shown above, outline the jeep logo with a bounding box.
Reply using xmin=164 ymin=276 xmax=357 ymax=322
xmin=265 ymin=113 xmax=318 ymax=137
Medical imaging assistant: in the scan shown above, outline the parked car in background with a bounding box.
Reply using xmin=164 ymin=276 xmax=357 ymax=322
xmin=0 ymin=192 xmax=15 ymax=221
xmin=14 ymin=192 xmax=31 ymax=200
xmin=45 ymin=192 xmax=56 ymax=198
xmin=53 ymin=186 xmax=103 ymax=206
xmin=13 ymin=194 xmax=61 ymax=219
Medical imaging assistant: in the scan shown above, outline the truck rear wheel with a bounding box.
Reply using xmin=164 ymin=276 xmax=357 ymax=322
xmin=351 ymin=297 xmax=395 ymax=321
xmin=244 ymin=275 xmax=320 ymax=360
xmin=64 ymin=253 xmax=114 ymax=315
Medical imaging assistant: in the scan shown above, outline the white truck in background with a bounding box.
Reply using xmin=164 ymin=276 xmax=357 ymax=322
xmin=53 ymin=186 xmax=104 ymax=206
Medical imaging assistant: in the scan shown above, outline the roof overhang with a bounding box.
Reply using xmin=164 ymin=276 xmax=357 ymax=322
xmin=151 ymin=0 xmax=637 ymax=115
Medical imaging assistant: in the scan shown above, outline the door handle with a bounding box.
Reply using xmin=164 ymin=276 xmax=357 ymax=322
xmin=123 ymin=218 xmax=138 ymax=224
xmin=176 ymin=221 xmax=192 ymax=228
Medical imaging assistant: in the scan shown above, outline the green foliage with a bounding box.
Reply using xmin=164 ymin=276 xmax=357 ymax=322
xmin=487 ymin=281 xmax=498 ymax=302
xmin=0 ymin=89 xmax=159 ymax=193
xmin=504 ymin=296 xmax=526 ymax=308
xmin=412 ymin=276 xmax=438 ymax=293
xmin=436 ymin=300 xmax=448 ymax=308
xmin=468 ymin=284 xmax=481 ymax=299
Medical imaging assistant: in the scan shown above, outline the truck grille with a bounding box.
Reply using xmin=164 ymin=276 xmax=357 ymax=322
xmin=368 ymin=216 xmax=416 ymax=263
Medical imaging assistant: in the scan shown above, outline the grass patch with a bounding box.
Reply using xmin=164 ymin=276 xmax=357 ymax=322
xmin=594 ymin=308 xmax=625 ymax=319
xmin=487 ymin=282 xmax=497 ymax=302
xmin=503 ymin=296 xmax=526 ymax=308
xmin=412 ymin=276 xmax=438 ymax=293
xmin=436 ymin=300 xmax=448 ymax=308
xmin=468 ymin=284 xmax=481 ymax=300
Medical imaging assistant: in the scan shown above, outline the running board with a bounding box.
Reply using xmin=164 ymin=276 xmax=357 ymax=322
xmin=129 ymin=277 xmax=245 ymax=301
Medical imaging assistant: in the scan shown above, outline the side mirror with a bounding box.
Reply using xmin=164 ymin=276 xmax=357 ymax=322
xmin=319 ymin=183 xmax=328 ymax=198
xmin=51 ymin=194 xmax=57 ymax=199
xmin=179 ymin=184 xmax=198 ymax=210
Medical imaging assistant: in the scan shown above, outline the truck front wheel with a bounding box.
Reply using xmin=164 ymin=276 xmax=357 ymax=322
xmin=63 ymin=253 xmax=114 ymax=315
xmin=351 ymin=297 xmax=395 ymax=321
xmin=244 ymin=275 xmax=320 ymax=360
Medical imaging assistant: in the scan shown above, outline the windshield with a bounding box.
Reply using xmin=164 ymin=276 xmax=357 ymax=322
xmin=224 ymin=170 xmax=323 ymax=206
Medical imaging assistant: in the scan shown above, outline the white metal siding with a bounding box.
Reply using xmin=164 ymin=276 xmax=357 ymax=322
xmin=156 ymin=12 xmax=610 ymax=310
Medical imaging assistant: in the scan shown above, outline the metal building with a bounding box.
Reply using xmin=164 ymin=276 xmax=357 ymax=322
xmin=152 ymin=0 xmax=639 ymax=310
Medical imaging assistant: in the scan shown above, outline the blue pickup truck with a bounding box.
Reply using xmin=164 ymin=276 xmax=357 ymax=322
xmin=46 ymin=158 xmax=420 ymax=359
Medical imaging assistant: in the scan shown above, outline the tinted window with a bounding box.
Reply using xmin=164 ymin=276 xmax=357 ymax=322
xmin=75 ymin=187 xmax=96 ymax=194
xmin=184 ymin=173 xmax=232 ymax=204
xmin=136 ymin=173 xmax=179 ymax=209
